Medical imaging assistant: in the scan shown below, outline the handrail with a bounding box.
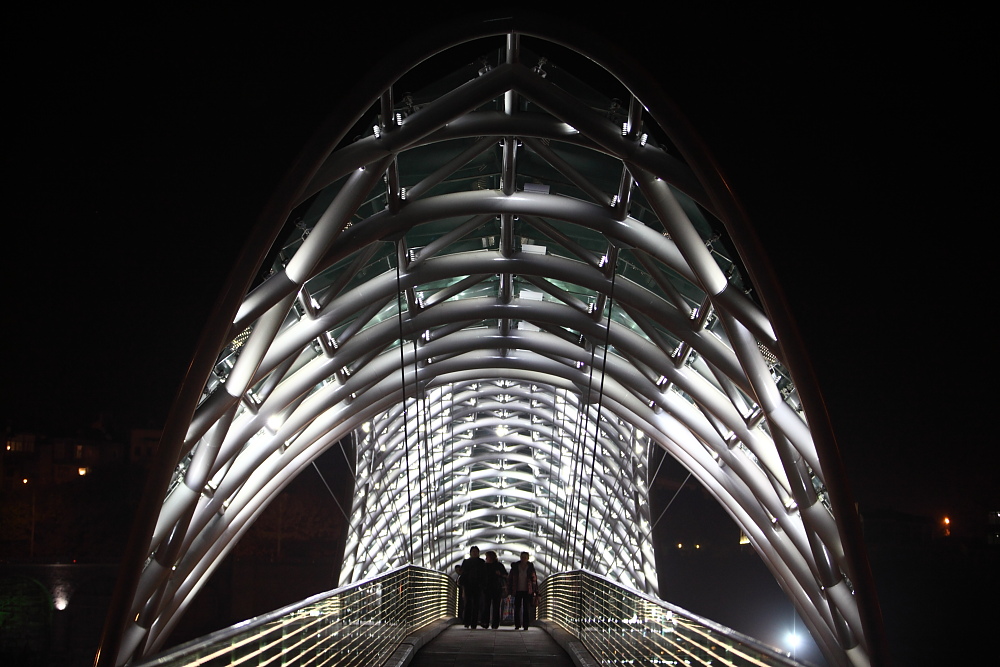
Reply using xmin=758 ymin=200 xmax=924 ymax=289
xmin=539 ymin=570 xmax=810 ymax=667
xmin=132 ymin=564 xmax=456 ymax=667
xmin=133 ymin=567 xmax=807 ymax=667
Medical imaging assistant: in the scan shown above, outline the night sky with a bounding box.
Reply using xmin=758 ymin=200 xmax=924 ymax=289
xmin=4 ymin=5 xmax=994 ymax=664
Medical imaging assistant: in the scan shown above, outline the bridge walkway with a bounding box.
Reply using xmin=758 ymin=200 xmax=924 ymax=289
xmin=407 ymin=623 xmax=576 ymax=667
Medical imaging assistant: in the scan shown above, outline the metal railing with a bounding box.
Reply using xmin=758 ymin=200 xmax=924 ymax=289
xmin=133 ymin=565 xmax=456 ymax=667
xmin=133 ymin=567 xmax=804 ymax=667
xmin=539 ymin=570 xmax=806 ymax=666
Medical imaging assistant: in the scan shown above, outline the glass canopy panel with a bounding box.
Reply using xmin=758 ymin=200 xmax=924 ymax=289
xmin=399 ymin=140 xmax=502 ymax=198
xmin=405 ymin=217 xmax=499 ymax=253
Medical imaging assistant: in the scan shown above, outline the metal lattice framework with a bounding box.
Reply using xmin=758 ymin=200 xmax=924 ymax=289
xmin=343 ymin=379 xmax=657 ymax=590
xmin=99 ymin=20 xmax=882 ymax=667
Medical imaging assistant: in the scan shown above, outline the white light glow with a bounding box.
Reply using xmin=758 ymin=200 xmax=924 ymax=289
xmin=53 ymin=585 xmax=69 ymax=610
xmin=266 ymin=415 xmax=283 ymax=432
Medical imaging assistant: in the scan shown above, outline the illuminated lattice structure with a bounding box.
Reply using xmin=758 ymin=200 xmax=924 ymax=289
xmin=101 ymin=21 xmax=882 ymax=667
xmin=343 ymin=380 xmax=657 ymax=590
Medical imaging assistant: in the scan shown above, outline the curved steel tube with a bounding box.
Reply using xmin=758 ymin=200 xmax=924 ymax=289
xmin=98 ymin=17 xmax=884 ymax=667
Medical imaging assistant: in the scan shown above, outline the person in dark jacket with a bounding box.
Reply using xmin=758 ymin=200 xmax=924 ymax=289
xmin=460 ymin=546 xmax=486 ymax=628
xmin=507 ymin=551 xmax=538 ymax=630
xmin=482 ymin=551 xmax=508 ymax=629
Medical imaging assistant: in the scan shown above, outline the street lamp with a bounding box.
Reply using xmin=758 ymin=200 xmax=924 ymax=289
xmin=785 ymin=630 xmax=802 ymax=656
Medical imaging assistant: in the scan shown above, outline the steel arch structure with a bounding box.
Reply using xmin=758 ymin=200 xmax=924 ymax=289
xmin=99 ymin=18 xmax=883 ymax=667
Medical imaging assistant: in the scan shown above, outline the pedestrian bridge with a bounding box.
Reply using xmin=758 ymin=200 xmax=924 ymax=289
xmin=96 ymin=14 xmax=883 ymax=667
xmin=130 ymin=566 xmax=805 ymax=667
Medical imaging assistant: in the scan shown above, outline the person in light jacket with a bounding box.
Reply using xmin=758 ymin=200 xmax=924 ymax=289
xmin=507 ymin=551 xmax=538 ymax=630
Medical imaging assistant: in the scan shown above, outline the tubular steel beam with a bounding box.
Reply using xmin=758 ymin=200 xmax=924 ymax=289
xmin=100 ymin=20 xmax=883 ymax=667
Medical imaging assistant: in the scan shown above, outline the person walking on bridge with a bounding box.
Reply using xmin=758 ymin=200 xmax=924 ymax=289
xmin=460 ymin=546 xmax=486 ymax=629
xmin=482 ymin=551 xmax=507 ymax=629
xmin=508 ymin=551 xmax=538 ymax=630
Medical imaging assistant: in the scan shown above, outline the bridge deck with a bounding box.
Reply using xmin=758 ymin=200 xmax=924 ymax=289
xmin=408 ymin=623 xmax=576 ymax=666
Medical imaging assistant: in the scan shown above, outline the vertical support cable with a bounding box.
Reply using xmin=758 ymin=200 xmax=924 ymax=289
xmin=598 ymin=423 xmax=638 ymax=583
xmin=554 ymin=387 xmax=572 ymax=570
xmin=498 ymin=31 xmax=520 ymax=355
xmin=422 ymin=388 xmax=436 ymax=569
xmin=568 ymin=297 xmax=604 ymax=568
xmin=581 ymin=252 xmax=619 ymax=571
xmin=413 ymin=340 xmax=429 ymax=568
xmin=419 ymin=380 xmax=439 ymax=569
xmin=566 ymin=366 xmax=593 ymax=569
xmin=395 ymin=242 xmax=415 ymax=565
xmin=448 ymin=383 xmax=456 ymax=564
xmin=565 ymin=391 xmax=587 ymax=570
